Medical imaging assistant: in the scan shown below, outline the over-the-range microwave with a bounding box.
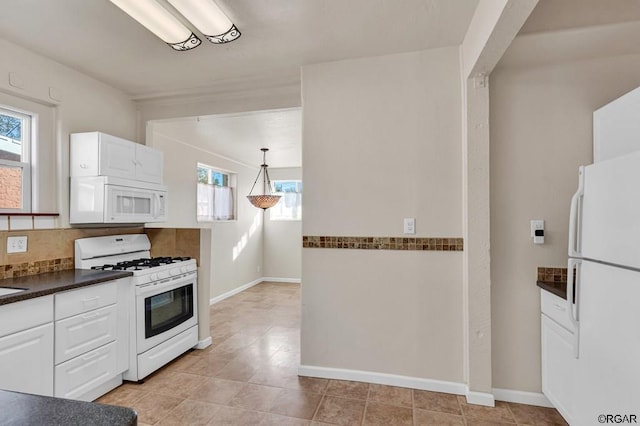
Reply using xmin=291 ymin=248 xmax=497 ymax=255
xmin=70 ymin=176 xmax=167 ymax=224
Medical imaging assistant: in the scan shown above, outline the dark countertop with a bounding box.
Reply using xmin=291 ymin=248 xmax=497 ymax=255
xmin=0 ymin=269 xmax=133 ymax=305
xmin=0 ymin=389 xmax=136 ymax=426
xmin=537 ymin=280 xmax=575 ymax=302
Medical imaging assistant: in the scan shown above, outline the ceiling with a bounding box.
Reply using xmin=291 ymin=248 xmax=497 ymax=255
xmin=0 ymin=0 xmax=479 ymax=100
xmin=521 ymin=0 xmax=640 ymax=34
xmin=0 ymin=0 xmax=478 ymax=168
xmin=152 ymin=108 xmax=302 ymax=168
xmin=4 ymin=1 xmax=640 ymax=168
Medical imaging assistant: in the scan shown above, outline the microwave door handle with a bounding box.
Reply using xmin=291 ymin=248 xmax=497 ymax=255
xmin=153 ymin=193 xmax=159 ymax=219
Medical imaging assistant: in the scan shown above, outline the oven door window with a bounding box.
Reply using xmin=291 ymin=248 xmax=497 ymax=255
xmin=145 ymin=284 xmax=194 ymax=339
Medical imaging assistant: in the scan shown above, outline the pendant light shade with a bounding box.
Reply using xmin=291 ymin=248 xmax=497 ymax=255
xmin=247 ymin=148 xmax=281 ymax=210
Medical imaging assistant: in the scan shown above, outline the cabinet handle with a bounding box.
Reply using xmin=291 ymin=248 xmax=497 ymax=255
xmin=82 ymin=351 xmax=103 ymax=361
xmin=82 ymin=296 xmax=99 ymax=307
xmin=81 ymin=312 xmax=99 ymax=320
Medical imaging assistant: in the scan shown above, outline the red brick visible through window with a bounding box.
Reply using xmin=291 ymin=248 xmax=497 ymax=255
xmin=0 ymin=166 xmax=22 ymax=209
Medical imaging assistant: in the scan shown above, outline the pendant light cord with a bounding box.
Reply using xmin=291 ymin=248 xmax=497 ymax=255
xmin=248 ymin=149 xmax=273 ymax=195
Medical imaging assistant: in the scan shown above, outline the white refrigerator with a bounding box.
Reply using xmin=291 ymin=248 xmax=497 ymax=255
xmin=563 ymin=149 xmax=640 ymax=425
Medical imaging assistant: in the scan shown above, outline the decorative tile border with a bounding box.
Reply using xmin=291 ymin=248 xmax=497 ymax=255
xmin=537 ymin=267 xmax=567 ymax=283
xmin=302 ymin=236 xmax=463 ymax=251
xmin=0 ymin=257 xmax=74 ymax=280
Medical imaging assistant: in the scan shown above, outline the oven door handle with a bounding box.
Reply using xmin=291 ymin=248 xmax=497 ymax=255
xmin=136 ymin=273 xmax=195 ymax=296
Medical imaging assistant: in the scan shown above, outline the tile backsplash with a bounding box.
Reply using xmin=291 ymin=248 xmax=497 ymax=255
xmin=537 ymin=267 xmax=567 ymax=282
xmin=0 ymin=227 xmax=201 ymax=280
xmin=302 ymin=236 xmax=463 ymax=251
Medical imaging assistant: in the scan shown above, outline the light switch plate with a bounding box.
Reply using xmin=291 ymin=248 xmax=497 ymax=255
xmin=404 ymin=218 xmax=416 ymax=235
xmin=7 ymin=236 xmax=28 ymax=253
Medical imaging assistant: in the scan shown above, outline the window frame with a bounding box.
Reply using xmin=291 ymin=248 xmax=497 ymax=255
xmin=0 ymin=105 xmax=33 ymax=213
xmin=196 ymin=163 xmax=237 ymax=222
xmin=269 ymin=179 xmax=302 ymax=221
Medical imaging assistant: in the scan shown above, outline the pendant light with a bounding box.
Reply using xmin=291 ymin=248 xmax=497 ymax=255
xmin=247 ymin=148 xmax=281 ymax=210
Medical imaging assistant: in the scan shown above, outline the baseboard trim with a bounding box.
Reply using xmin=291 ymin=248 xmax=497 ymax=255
xmin=492 ymin=388 xmax=553 ymax=407
xmin=262 ymin=277 xmax=301 ymax=283
xmin=298 ymin=365 xmax=467 ymax=396
xmin=195 ymin=337 xmax=212 ymax=350
xmin=466 ymin=388 xmax=495 ymax=407
xmin=209 ymin=277 xmax=301 ymax=305
xmin=209 ymin=278 xmax=263 ymax=305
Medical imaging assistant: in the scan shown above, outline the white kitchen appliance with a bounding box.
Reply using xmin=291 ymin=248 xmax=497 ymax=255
xmin=546 ymin=151 xmax=640 ymax=424
xmin=70 ymin=176 xmax=167 ymax=224
xmin=70 ymin=131 xmax=167 ymax=225
xmin=74 ymin=234 xmax=198 ymax=381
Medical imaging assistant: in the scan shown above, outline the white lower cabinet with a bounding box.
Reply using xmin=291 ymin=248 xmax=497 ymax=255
xmin=0 ymin=278 xmax=129 ymax=401
xmin=0 ymin=295 xmax=54 ymax=396
xmin=0 ymin=323 xmax=54 ymax=396
xmin=541 ymin=291 xmax=576 ymax=425
xmin=55 ymin=341 xmax=117 ymax=400
xmin=54 ymin=279 xmax=129 ymax=401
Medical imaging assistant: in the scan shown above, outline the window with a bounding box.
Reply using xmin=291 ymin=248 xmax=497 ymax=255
xmin=270 ymin=180 xmax=302 ymax=221
xmin=0 ymin=106 xmax=31 ymax=212
xmin=197 ymin=163 xmax=236 ymax=221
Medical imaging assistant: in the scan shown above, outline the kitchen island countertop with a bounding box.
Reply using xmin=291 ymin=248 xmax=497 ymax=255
xmin=0 ymin=269 xmax=133 ymax=305
xmin=0 ymin=389 xmax=137 ymax=425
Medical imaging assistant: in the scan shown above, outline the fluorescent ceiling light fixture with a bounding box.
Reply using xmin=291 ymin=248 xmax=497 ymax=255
xmin=167 ymin=0 xmax=241 ymax=44
xmin=110 ymin=0 xmax=201 ymax=51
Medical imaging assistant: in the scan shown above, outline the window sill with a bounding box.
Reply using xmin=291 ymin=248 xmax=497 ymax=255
xmin=0 ymin=212 xmax=59 ymax=216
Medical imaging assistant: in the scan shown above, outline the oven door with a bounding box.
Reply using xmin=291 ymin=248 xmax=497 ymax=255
xmin=135 ymin=272 xmax=198 ymax=353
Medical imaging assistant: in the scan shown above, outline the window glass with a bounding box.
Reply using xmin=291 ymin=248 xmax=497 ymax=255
xmin=270 ymin=180 xmax=302 ymax=221
xmin=0 ymin=107 xmax=31 ymax=212
xmin=196 ymin=163 xmax=236 ymax=221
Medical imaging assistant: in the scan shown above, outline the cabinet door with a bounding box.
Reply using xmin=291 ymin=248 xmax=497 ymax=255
xmin=55 ymin=341 xmax=117 ymax=401
xmin=135 ymin=143 xmax=164 ymax=183
xmin=99 ymin=133 xmax=136 ymax=179
xmin=0 ymin=323 xmax=54 ymax=396
xmin=541 ymin=315 xmax=575 ymax=425
xmin=55 ymin=304 xmax=118 ymax=364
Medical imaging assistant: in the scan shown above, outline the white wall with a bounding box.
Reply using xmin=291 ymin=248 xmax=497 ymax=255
xmin=148 ymin=123 xmax=264 ymax=299
xmin=0 ymin=38 xmax=137 ymax=226
xmin=490 ymin=46 xmax=640 ymax=393
xmin=263 ymin=167 xmax=302 ymax=281
xmin=301 ymin=47 xmax=464 ymax=383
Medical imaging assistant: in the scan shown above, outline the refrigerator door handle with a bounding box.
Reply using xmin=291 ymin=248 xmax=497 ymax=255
xmin=567 ymin=258 xmax=581 ymax=358
xmin=568 ymin=166 xmax=585 ymax=257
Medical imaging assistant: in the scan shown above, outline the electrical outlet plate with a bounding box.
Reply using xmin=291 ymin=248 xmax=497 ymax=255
xmin=403 ymin=218 xmax=416 ymax=235
xmin=7 ymin=236 xmax=28 ymax=253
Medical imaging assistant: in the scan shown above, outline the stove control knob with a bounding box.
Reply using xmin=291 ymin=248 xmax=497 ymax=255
xmin=181 ymin=266 xmax=188 ymax=273
xmin=150 ymin=274 xmax=158 ymax=281
xmin=158 ymin=271 xmax=168 ymax=279
xmin=170 ymin=268 xmax=180 ymax=276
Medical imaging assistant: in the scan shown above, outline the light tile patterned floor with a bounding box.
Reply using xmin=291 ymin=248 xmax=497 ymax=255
xmin=98 ymin=281 xmax=567 ymax=425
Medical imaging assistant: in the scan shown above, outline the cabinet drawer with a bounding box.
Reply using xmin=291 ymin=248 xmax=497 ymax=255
xmin=541 ymin=289 xmax=575 ymax=333
xmin=56 ymin=282 xmax=117 ymax=320
xmin=55 ymin=304 xmax=117 ymax=364
xmin=0 ymin=295 xmax=53 ymax=337
xmin=55 ymin=341 xmax=117 ymax=400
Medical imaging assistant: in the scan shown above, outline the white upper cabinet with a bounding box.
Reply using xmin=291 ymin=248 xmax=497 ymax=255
xmin=71 ymin=132 xmax=163 ymax=184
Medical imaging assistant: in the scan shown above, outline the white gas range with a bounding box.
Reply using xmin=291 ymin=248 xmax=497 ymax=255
xmin=75 ymin=234 xmax=198 ymax=381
